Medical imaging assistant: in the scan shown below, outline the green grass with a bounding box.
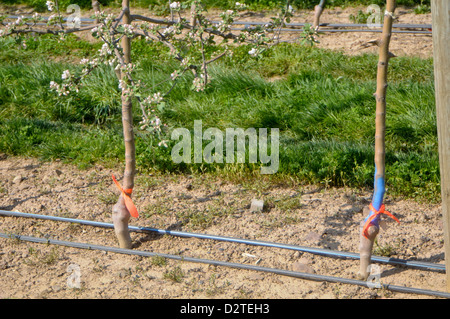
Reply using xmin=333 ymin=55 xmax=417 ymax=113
xmin=0 ymin=32 xmax=439 ymax=201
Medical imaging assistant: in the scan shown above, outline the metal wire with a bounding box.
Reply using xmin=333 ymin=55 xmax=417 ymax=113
xmin=0 ymin=210 xmax=445 ymax=272
xmin=1 ymin=232 xmax=449 ymax=298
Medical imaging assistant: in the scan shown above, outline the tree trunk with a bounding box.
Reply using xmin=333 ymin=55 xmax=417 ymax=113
xmin=358 ymin=0 xmax=396 ymax=280
xmin=112 ymin=0 xmax=136 ymax=249
xmin=92 ymin=0 xmax=101 ymax=23
xmin=313 ymin=0 xmax=326 ymax=30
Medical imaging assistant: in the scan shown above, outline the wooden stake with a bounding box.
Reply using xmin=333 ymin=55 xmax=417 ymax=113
xmin=431 ymin=0 xmax=450 ymax=293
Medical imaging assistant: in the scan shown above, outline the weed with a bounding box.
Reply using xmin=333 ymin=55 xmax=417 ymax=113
xmin=151 ymin=255 xmax=167 ymax=267
xmin=414 ymin=0 xmax=431 ymax=14
xmin=349 ymin=10 xmax=372 ymax=24
xmin=373 ymin=238 xmax=396 ymax=257
xmin=163 ymin=265 xmax=185 ymax=283
xmin=97 ymin=192 xmax=118 ymax=205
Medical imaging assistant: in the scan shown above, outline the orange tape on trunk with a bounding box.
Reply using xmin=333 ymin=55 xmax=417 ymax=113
xmin=362 ymin=204 xmax=399 ymax=239
xmin=112 ymin=174 xmax=139 ymax=218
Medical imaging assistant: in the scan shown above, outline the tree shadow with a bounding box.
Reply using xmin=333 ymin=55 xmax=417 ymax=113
xmin=132 ymin=220 xmax=184 ymax=249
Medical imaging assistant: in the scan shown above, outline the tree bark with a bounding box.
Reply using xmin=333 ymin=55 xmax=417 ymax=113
xmin=313 ymin=0 xmax=326 ymax=30
xmin=112 ymin=0 xmax=135 ymax=249
xmin=92 ymin=0 xmax=101 ymax=23
xmin=358 ymin=0 xmax=396 ymax=280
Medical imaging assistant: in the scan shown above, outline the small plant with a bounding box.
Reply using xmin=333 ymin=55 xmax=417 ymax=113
xmin=163 ymin=265 xmax=184 ymax=283
xmin=414 ymin=1 xmax=431 ymax=14
xmin=24 ymin=247 xmax=60 ymax=266
xmin=151 ymin=255 xmax=167 ymax=267
xmin=97 ymin=191 xmax=118 ymax=205
xmin=373 ymin=238 xmax=396 ymax=257
xmin=349 ymin=10 xmax=371 ymax=24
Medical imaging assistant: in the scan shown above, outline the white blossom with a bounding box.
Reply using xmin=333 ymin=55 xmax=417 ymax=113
xmin=170 ymin=70 xmax=179 ymax=80
xmin=162 ymin=26 xmax=175 ymax=37
xmin=46 ymin=1 xmax=55 ymax=11
xmin=158 ymin=140 xmax=168 ymax=147
xmin=248 ymin=47 xmax=257 ymax=56
xmin=99 ymin=43 xmax=112 ymax=56
xmin=169 ymin=2 xmax=180 ymax=9
xmin=61 ymin=70 xmax=71 ymax=80
xmin=122 ymin=24 xmax=134 ymax=36
xmin=47 ymin=14 xmax=57 ymax=25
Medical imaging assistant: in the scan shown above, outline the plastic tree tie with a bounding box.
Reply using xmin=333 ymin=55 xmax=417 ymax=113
xmin=362 ymin=203 xmax=399 ymax=239
xmin=112 ymin=174 xmax=139 ymax=218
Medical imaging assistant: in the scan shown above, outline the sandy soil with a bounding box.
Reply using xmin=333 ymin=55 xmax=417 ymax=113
xmin=0 ymin=155 xmax=447 ymax=299
xmin=0 ymin=5 xmax=444 ymax=300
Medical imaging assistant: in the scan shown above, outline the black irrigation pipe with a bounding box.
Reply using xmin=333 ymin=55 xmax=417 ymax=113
xmin=5 ymin=16 xmax=432 ymax=35
xmin=1 ymin=232 xmax=449 ymax=298
xmin=0 ymin=210 xmax=445 ymax=272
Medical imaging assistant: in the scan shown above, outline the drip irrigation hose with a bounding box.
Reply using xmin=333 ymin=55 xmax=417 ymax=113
xmin=0 ymin=210 xmax=445 ymax=272
xmin=0 ymin=232 xmax=449 ymax=298
xmin=5 ymin=15 xmax=433 ymax=35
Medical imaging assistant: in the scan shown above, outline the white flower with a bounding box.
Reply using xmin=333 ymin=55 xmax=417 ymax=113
xmin=46 ymin=1 xmax=54 ymax=11
xmin=100 ymin=43 xmax=112 ymax=56
xmin=158 ymin=140 xmax=168 ymax=148
xmin=162 ymin=26 xmax=174 ymax=36
xmin=248 ymin=47 xmax=257 ymax=56
xmin=169 ymin=1 xmax=180 ymax=9
xmin=47 ymin=14 xmax=57 ymax=25
xmin=170 ymin=70 xmax=179 ymax=80
xmin=152 ymin=92 xmax=163 ymax=103
xmin=45 ymin=1 xmax=55 ymax=11
xmin=122 ymin=24 xmax=134 ymax=35
xmin=61 ymin=70 xmax=71 ymax=80
xmin=15 ymin=16 xmax=24 ymax=25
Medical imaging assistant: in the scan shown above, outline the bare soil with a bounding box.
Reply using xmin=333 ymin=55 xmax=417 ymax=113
xmin=0 ymin=6 xmax=444 ymax=300
xmin=0 ymin=155 xmax=446 ymax=299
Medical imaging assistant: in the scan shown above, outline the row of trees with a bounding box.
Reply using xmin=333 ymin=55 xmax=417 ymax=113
xmin=1 ymin=0 xmax=399 ymax=282
xmin=1 ymin=0 xmax=319 ymax=249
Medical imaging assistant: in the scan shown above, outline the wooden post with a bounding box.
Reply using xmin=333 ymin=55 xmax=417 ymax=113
xmin=431 ymin=0 xmax=450 ymax=293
